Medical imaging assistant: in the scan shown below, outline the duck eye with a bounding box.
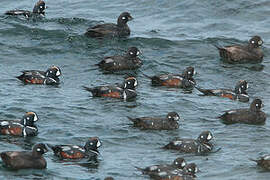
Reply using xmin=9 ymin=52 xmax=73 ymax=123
xmin=258 ymin=40 xmax=263 ymax=45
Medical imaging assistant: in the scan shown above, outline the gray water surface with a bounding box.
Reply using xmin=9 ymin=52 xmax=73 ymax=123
xmin=1 ymin=0 xmax=270 ymax=179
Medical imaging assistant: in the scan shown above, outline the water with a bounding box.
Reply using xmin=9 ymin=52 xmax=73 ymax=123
xmin=1 ymin=0 xmax=270 ymax=179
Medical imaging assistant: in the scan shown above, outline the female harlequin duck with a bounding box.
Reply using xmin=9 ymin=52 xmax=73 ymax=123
xmin=0 ymin=112 xmax=39 ymax=137
xmin=163 ymin=131 xmax=214 ymax=154
xmin=196 ymin=80 xmax=249 ymax=102
xmin=219 ymin=98 xmax=266 ymax=125
xmin=5 ymin=0 xmax=46 ymax=18
xmin=83 ymin=77 xmax=137 ymax=100
xmin=96 ymin=47 xmax=142 ymax=72
xmin=127 ymin=112 xmax=180 ymax=130
xmin=144 ymin=67 xmax=196 ymax=88
xmin=0 ymin=143 xmax=48 ymax=169
xmin=85 ymin=12 xmax=133 ymax=38
xmin=215 ymin=36 xmax=264 ymax=63
xmin=136 ymin=157 xmax=186 ymax=175
xmin=16 ymin=66 xmax=61 ymax=85
xmin=250 ymin=155 xmax=270 ymax=170
xmin=48 ymin=137 xmax=101 ymax=160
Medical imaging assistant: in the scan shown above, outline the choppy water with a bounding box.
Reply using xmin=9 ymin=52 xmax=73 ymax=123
xmin=1 ymin=0 xmax=270 ymax=179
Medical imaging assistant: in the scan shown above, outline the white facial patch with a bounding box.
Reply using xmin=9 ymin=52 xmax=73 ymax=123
xmin=33 ymin=113 xmax=38 ymax=122
xmin=207 ymin=133 xmax=212 ymax=140
xmin=23 ymin=128 xmax=27 ymax=136
xmin=193 ymin=70 xmax=196 ymax=75
xmin=181 ymin=161 xmax=186 ymax=167
xmin=247 ymin=83 xmax=249 ymax=89
xmin=228 ymin=110 xmax=236 ymax=114
xmin=256 ymin=103 xmax=259 ymax=107
xmin=97 ymin=140 xmax=101 ymax=148
xmin=136 ymin=51 xmax=140 ymax=55
xmin=251 ymin=40 xmax=255 ymax=44
xmin=195 ymin=167 xmax=198 ymax=172
xmin=258 ymin=40 xmax=263 ymax=45
xmin=129 ymin=51 xmax=134 ymax=55
xmin=168 ymin=116 xmax=171 ymax=119
xmin=122 ymin=16 xmax=126 ymax=20
xmin=56 ymin=70 xmax=61 ymax=76
xmin=37 ymin=148 xmax=41 ymax=152
xmin=188 ymin=71 xmax=192 ymax=74
xmin=134 ymin=79 xmax=138 ymax=87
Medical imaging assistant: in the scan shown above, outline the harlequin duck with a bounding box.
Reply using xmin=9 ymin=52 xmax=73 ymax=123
xmin=83 ymin=77 xmax=137 ymax=100
xmin=219 ymin=98 xmax=266 ymax=125
xmin=163 ymin=131 xmax=214 ymax=154
xmin=127 ymin=112 xmax=180 ymax=130
xmin=85 ymin=12 xmax=133 ymax=38
xmin=0 ymin=143 xmax=48 ymax=169
xmin=0 ymin=112 xmax=39 ymax=137
xmin=96 ymin=47 xmax=142 ymax=72
xmin=144 ymin=67 xmax=196 ymax=88
xmin=250 ymin=155 xmax=270 ymax=170
xmin=5 ymin=0 xmax=46 ymax=18
xmin=196 ymin=80 xmax=249 ymax=102
xmin=48 ymin=137 xmax=101 ymax=160
xmin=136 ymin=157 xmax=186 ymax=175
xmin=215 ymin=36 xmax=264 ymax=63
xmin=16 ymin=66 xmax=61 ymax=85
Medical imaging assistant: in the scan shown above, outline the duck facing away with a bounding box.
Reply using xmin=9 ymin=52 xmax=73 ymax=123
xmin=215 ymin=36 xmax=264 ymax=63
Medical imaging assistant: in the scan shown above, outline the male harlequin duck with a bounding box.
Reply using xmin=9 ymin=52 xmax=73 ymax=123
xmin=163 ymin=131 xmax=214 ymax=154
xmin=48 ymin=137 xmax=101 ymax=159
xmin=0 ymin=143 xmax=48 ymax=169
xmin=250 ymin=155 xmax=270 ymax=170
xmin=5 ymin=0 xmax=46 ymax=18
xmin=127 ymin=112 xmax=180 ymax=130
xmin=16 ymin=66 xmax=61 ymax=85
xmin=144 ymin=67 xmax=196 ymax=88
xmin=215 ymin=36 xmax=264 ymax=63
xmin=219 ymin=98 xmax=266 ymax=125
xmin=0 ymin=112 xmax=39 ymax=137
xmin=85 ymin=12 xmax=133 ymax=38
xmin=83 ymin=77 xmax=137 ymax=100
xmin=196 ymin=80 xmax=249 ymax=102
xmin=96 ymin=47 xmax=142 ymax=72
xmin=136 ymin=157 xmax=186 ymax=175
